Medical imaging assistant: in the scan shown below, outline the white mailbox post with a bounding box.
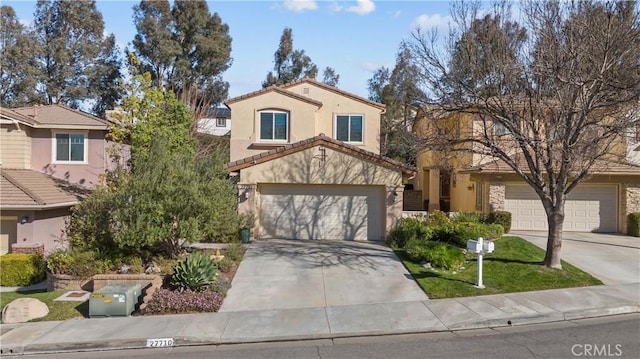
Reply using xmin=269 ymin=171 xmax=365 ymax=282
xmin=466 ymin=237 xmax=495 ymax=288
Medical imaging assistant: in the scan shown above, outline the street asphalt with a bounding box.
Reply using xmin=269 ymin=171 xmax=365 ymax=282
xmin=0 ymin=232 xmax=638 ymax=356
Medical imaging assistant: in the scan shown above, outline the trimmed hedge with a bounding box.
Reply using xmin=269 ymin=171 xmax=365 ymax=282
xmin=0 ymin=253 xmax=46 ymax=287
xmin=431 ymin=222 xmax=504 ymax=248
xmin=488 ymin=211 xmax=512 ymax=233
xmin=628 ymin=212 xmax=640 ymax=237
xmin=389 ymin=216 xmax=504 ymax=249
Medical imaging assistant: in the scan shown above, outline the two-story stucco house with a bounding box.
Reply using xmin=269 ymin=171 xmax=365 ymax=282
xmin=225 ymin=78 xmax=416 ymax=241
xmin=198 ymin=107 xmax=231 ymax=136
xmin=410 ymin=108 xmax=640 ymax=234
xmin=0 ymin=104 xmax=121 ymax=254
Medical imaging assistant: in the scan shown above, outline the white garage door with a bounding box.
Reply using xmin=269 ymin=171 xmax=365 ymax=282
xmin=504 ymin=184 xmax=617 ymax=232
xmin=259 ymin=184 xmax=384 ymax=240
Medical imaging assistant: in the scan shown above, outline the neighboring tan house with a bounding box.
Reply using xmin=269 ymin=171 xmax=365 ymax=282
xmin=198 ymin=107 xmax=231 ymax=136
xmin=410 ymin=108 xmax=640 ymax=234
xmin=225 ymin=78 xmax=416 ymax=241
xmin=0 ymin=104 xmax=119 ymax=254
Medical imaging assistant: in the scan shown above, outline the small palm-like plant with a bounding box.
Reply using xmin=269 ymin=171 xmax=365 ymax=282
xmin=171 ymin=252 xmax=218 ymax=292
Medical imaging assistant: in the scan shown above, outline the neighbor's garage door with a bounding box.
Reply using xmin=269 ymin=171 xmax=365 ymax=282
xmin=259 ymin=184 xmax=384 ymax=240
xmin=504 ymin=184 xmax=617 ymax=232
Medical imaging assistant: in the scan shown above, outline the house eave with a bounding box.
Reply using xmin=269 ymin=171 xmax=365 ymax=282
xmin=0 ymin=201 xmax=79 ymax=211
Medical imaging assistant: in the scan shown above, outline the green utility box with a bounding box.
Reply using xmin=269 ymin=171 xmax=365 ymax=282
xmin=89 ymin=283 xmax=142 ymax=318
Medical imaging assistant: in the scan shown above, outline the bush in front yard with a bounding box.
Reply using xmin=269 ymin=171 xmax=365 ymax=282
xmin=404 ymin=239 xmax=464 ymax=270
xmin=431 ymin=222 xmax=504 ymax=248
xmin=488 ymin=211 xmax=512 ymax=233
xmin=628 ymin=212 xmax=640 ymax=237
xmin=387 ymin=217 xmax=433 ymax=248
xmin=0 ymin=254 xmax=46 ymax=286
xmin=143 ymin=288 xmax=223 ymax=314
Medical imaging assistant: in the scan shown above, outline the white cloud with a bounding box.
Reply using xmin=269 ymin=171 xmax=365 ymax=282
xmin=387 ymin=10 xmax=402 ymax=18
xmin=329 ymin=2 xmax=344 ymax=13
xmin=283 ymin=0 xmax=318 ymax=13
xmin=412 ymin=13 xmax=451 ymax=32
xmin=346 ymin=0 xmax=376 ymax=16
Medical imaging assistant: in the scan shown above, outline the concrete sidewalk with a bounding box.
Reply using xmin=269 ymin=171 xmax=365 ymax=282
xmin=1 ymin=283 xmax=638 ymax=356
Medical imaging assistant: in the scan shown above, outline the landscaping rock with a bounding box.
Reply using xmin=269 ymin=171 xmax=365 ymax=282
xmin=1 ymin=298 xmax=49 ymax=323
xmin=144 ymin=262 xmax=162 ymax=274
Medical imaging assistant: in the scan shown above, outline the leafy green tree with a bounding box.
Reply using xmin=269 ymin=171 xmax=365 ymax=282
xmin=132 ymin=0 xmax=232 ymax=115
xmin=69 ymin=70 xmax=239 ymax=259
xmin=322 ymin=67 xmax=340 ymax=87
xmin=367 ymin=43 xmax=424 ymax=164
xmin=263 ymin=27 xmax=320 ymax=87
xmin=0 ymin=6 xmax=40 ymax=106
xmin=132 ymin=0 xmax=180 ymax=88
xmin=33 ymin=0 xmax=122 ymax=113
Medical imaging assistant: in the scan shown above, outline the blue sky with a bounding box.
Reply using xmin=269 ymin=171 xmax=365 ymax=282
xmin=5 ymin=0 xmax=454 ymax=100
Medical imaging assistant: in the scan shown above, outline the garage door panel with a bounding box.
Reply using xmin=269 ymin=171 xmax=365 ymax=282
xmin=504 ymin=185 xmax=617 ymax=233
xmin=260 ymin=184 xmax=382 ymax=241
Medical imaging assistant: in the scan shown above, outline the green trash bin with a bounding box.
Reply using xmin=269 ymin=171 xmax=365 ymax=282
xmin=240 ymin=228 xmax=250 ymax=243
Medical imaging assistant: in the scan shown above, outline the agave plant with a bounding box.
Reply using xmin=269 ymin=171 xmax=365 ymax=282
xmin=171 ymin=252 xmax=218 ymax=292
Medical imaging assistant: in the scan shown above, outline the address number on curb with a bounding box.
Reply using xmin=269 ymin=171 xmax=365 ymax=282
xmin=146 ymin=338 xmax=174 ymax=347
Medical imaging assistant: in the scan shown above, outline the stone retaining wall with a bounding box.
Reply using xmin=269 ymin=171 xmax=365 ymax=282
xmin=11 ymin=243 xmax=45 ymax=256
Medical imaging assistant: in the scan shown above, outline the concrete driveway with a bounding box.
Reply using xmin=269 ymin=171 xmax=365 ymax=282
xmin=512 ymin=231 xmax=640 ymax=285
xmin=219 ymin=239 xmax=428 ymax=312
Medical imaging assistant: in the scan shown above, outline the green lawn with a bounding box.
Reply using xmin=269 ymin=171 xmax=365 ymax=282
xmin=1 ymin=290 xmax=88 ymax=322
xmin=397 ymin=236 xmax=603 ymax=299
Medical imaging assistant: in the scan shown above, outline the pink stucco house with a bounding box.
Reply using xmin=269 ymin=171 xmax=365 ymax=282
xmin=1 ymin=105 xmax=122 ymax=254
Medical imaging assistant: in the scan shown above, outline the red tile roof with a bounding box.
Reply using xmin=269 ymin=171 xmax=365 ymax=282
xmin=225 ymin=134 xmax=416 ymax=176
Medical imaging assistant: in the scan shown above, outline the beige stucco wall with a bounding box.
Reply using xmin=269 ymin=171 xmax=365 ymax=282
xmin=285 ymin=83 xmax=382 ymax=154
xmin=237 ymin=145 xmax=404 ymax=239
xmin=229 ymin=82 xmax=383 ymax=162
xmin=1 ymin=123 xmax=31 ymax=169
xmin=239 ymin=146 xmax=402 ymax=186
xmin=229 ymin=92 xmax=320 ymax=162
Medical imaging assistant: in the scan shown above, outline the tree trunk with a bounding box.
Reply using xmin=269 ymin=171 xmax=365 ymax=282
xmin=543 ymin=209 xmax=564 ymax=269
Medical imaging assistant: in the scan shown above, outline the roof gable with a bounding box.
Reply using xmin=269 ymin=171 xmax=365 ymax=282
xmin=281 ymin=78 xmax=385 ymax=111
xmin=225 ymin=85 xmax=323 ymax=107
xmin=225 ymin=134 xmax=416 ymax=176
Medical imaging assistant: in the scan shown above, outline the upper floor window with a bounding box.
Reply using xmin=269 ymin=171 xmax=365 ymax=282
xmin=259 ymin=111 xmax=288 ymax=141
xmin=54 ymin=133 xmax=86 ymax=163
xmin=336 ymin=115 xmax=363 ymax=143
xmin=216 ymin=118 xmax=226 ymax=127
xmin=494 ymin=113 xmax=519 ymax=137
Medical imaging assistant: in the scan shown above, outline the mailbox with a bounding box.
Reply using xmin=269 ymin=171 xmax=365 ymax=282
xmin=466 ymin=238 xmax=495 ymax=254
xmin=467 ymin=239 xmax=481 ymax=253
xmin=483 ymin=241 xmax=495 ymax=253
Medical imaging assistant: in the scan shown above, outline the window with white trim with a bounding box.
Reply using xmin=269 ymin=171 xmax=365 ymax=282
xmin=335 ymin=114 xmax=363 ymax=143
xmin=259 ymin=111 xmax=288 ymax=141
xmin=216 ymin=118 xmax=226 ymax=127
xmin=54 ymin=133 xmax=86 ymax=162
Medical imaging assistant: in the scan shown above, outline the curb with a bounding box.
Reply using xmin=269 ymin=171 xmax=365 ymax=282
xmin=3 ymin=306 xmax=637 ymax=356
